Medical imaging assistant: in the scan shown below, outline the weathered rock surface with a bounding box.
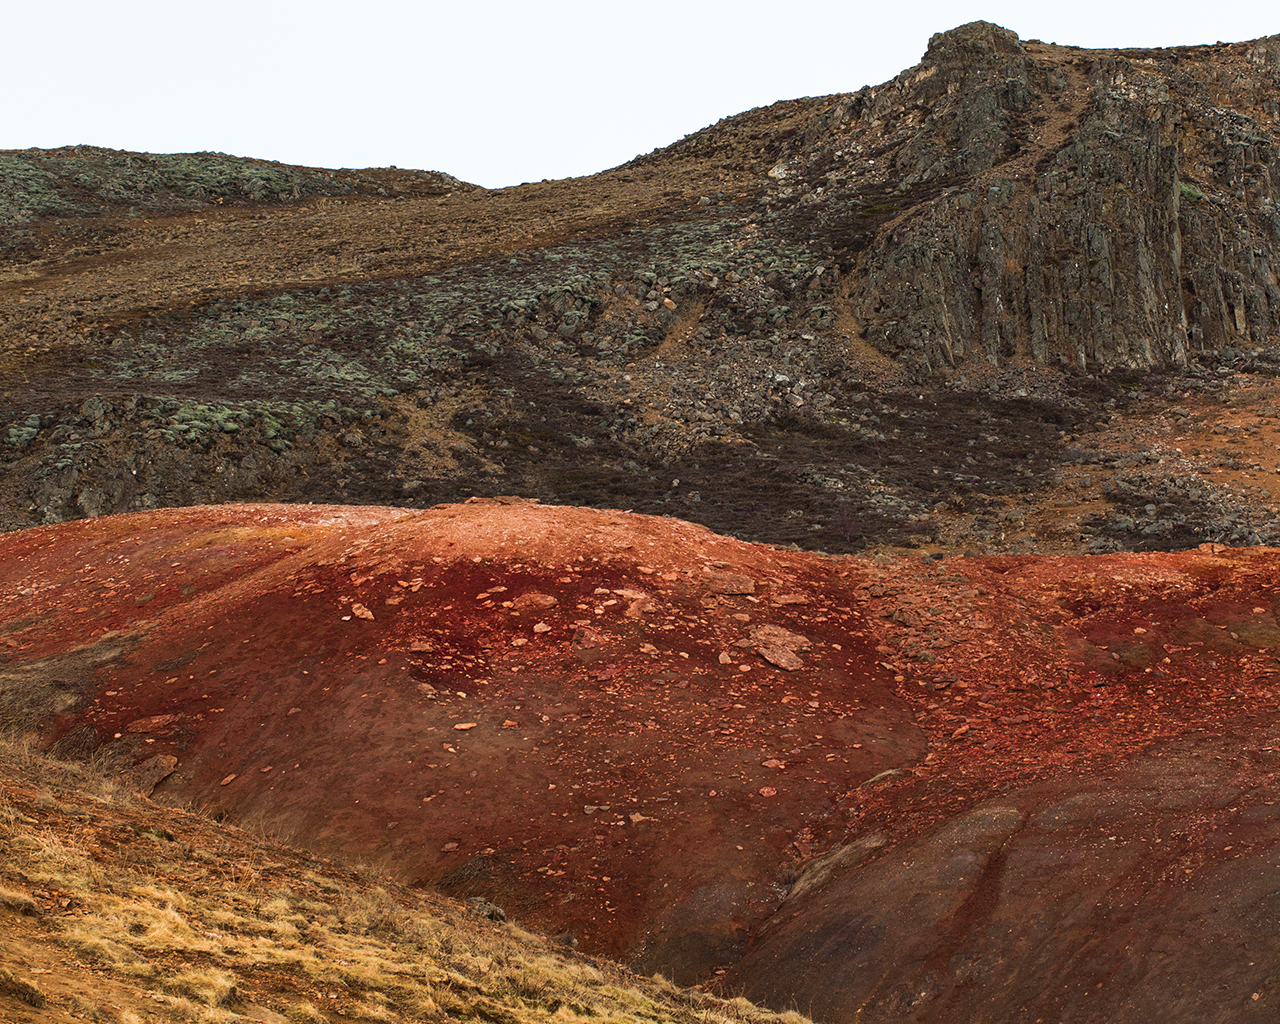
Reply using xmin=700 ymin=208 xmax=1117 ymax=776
xmin=749 ymin=22 xmax=1280 ymax=371
xmin=728 ymin=738 xmax=1280 ymax=1022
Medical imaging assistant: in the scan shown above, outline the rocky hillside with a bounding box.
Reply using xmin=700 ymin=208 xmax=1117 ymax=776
xmin=1 ymin=23 xmax=1279 ymax=555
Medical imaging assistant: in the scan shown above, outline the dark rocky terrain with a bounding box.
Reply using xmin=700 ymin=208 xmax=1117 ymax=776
xmin=3 ymin=22 xmax=1280 ymax=558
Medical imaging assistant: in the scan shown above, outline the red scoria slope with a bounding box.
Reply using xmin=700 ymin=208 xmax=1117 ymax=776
xmin=4 ymin=500 xmax=1280 ymax=1017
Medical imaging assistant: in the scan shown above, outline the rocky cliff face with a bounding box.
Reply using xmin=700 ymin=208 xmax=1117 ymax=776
xmin=739 ymin=22 xmax=1280 ymax=371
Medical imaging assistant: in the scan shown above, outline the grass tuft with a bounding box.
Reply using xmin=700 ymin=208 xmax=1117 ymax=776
xmin=0 ymin=885 xmax=39 ymax=917
xmin=0 ymin=966 xmax=47 ymax=1008
xmin=160 ymin=967 xmax=240 ymax=1007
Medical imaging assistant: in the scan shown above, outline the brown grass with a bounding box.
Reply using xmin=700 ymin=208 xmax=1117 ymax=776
xmin=0 ymin=967 xmax=47 ymax=1008
xmin=0 ymin=736 xmax=811 ymax=1024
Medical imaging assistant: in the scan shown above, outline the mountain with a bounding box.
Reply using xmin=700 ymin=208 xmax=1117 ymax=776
xmin=2 ymin=23 xmax=1280 ymax=559
xmin=5 ymin=21 xmax=1280 ymax=1022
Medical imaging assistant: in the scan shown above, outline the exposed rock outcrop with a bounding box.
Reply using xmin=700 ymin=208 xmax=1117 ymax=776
xmin=754 ymin=22 xmax=1280 ymax=371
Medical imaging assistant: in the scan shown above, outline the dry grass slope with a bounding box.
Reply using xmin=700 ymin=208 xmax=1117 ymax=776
xmin=0 ymin=738 xmax=811 ymax=1024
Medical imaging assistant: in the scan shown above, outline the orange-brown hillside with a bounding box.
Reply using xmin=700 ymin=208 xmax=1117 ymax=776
xmin=5 ymin=501 xmax=1280 ymax=1020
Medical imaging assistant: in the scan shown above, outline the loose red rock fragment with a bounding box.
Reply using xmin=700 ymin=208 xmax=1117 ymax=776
xmin=123 ymin=754 xmax=178 ymax=796
xmin=705 ymin=571 xmax=756 ymax=595
xmin=513 ymin=593 xmax=558 ymax=610
xmin=750 ymin=624 xmax=812 ymax=649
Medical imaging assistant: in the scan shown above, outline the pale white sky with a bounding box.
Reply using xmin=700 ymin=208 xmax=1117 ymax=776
xmin=3 ymin=1 xmax=1274 ymax=188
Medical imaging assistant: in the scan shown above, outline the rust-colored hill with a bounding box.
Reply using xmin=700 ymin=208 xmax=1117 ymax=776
xmin=5 ymin=501 xmax=1280 ymax=1020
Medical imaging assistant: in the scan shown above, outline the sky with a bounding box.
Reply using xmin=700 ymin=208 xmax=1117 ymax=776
xmin=3 ymin=1 xmax=1275 ymax=188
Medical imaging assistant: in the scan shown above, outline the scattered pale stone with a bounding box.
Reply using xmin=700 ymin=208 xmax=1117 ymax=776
xmin=758 ymin=645 xmax=804 ymax=671
xmin=351 ymin=603 xmax=374 ymax=620
xmin=220 ymin=774 xmax=237 ymax=786
xmin=751 ymin=624 xmax=812 ymax=649
xmin=533 ymin=622 xmax=552 ymax=633
xmin=624 ymin=595 xmax=656 ymax=618
xmin=706 ymin=571 xmax=755 ymax=595
xmin=454 ymin=722 xmax=477 ymax=730
xmin=513 ymin=592 xmax=558 ymax=610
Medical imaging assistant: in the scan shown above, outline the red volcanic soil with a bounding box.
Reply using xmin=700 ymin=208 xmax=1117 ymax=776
xmin=4 ymin=500 xmax=1280 ymax=1016
xmin=0 ymin=500 xmax=924 ymax=978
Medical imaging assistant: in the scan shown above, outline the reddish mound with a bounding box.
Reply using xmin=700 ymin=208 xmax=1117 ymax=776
xmin=0 ymin=501 xmax=923 ymax=979
xmin=4 ymin=501 xmax=1280 ymax=1011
